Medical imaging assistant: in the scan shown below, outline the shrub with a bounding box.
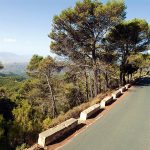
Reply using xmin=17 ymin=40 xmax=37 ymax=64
xmin=16 ymin=143 xmax=29 ymax=150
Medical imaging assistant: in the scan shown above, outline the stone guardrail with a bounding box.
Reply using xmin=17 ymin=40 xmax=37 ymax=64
xmin=38 ymin=118 xmax=78 ymax=147
xmin=100 ymin=96 xmax=113 ymax=109
xmin=112 ymin=90 xmax=122 ymax=100
xmin=100 ymin=100 xmax=105 ymax=109
xmin=125 ymin=84 xmax=131 ymax=89
xmin=80 ymin=104 xmax=100 ymax=121
xmin=29 ymin=78 xmax=137 ymax=149
xmin=119 ymin=86 xmax=126 ymax=93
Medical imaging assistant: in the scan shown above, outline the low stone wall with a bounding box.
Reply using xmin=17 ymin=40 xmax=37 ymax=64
xmin=103 ymin=96 xmax=113 ymax=105
xmin=100 ymin=96 xmax=113 ymax=109
xmin=125 ymin=84 xmax=131 ymax=89
xmin=38 ymin=118 xmax=78 ymax=147
xmin=100 ymin=100 xmax=105 ymax=109
xmin=80 ymin=104 xmax=100 ymax=121
xmin=119 ymin=86 xmax=126 ymax=93
xmin=112 ymin=90 xmax=122 ymax=100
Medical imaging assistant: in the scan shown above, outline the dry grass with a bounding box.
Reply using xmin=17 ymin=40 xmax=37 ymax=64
xmin=47 ymin=90 xmax=112 ymax=129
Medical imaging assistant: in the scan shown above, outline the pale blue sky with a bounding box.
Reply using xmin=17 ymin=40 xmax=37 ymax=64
xmin=0 ymin=0 xmax=150 ymax=56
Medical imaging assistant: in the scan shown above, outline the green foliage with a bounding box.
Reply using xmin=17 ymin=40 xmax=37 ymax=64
xmin=0 ymin=88 xmax=6 ymax=99
xmin=42 ymin=117 xmax=52 ymax=129
xmin=142 ymin=53 xmax=150 ymax=67
xmin=27 ymin=55 xmax=43 ymax=77
xmin=0 ymin=76 xmax=20 ymax=89
xmin=16 ymin=143 xmax=29 ymax=150
xmin=8 ymin=100 xmax=42 ymax=148
xmin=67 ymin=86 xmax=86 ymax=108
xmin=13 ymin=100 xmax=33 ymax=132
xmin=0 ymin=75 xmax=23 ymax=102
xmin=106 ymin=19 xmax=150 ymax=84
xmin=27 ymin=55 xmax=43 ymax=71
xmin=50 ymin=0 xmax=125 ymax=59
xmin=107 ymin=19 xmax=150 ymax=54
xmin=0 ymin=115 xmax=4 ymax=140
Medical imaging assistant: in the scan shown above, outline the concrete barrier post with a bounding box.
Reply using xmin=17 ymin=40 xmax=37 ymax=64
xmin=119 ymin=87 xmax=126 ymax=94
xmin=112 ymin=90 xmax=122 ymax=100
xmin=100 ymin=100 xmax=105 ymax=109
xmin=38 ymin=118 xmax=78 ymax=147
xmin=102 ymin=96 xmax=113 ymax=105
xmin=125 ymin=84 xmax=131 ymax=90
xmin=80 ymin=104 xmax=100 ymax=121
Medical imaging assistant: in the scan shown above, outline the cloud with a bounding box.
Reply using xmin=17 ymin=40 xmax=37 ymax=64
xmin=3 ymin=38 xmax=17 ymax=43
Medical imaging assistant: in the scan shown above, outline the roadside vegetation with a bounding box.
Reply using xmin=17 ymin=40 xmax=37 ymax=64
xmin=0 ymin=0 xmax=150 ymax=149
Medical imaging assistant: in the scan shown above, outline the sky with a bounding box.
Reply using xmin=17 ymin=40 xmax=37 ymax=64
xmin=0 ymin=0 xmax=150 ymax=56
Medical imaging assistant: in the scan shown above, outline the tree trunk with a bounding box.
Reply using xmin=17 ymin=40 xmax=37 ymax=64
xmin=130 ymin=73 xmax=133 ymax=81
xmin=99 ymin=77 xmax=102 ymax=93
xmin=120 ymin=63 xmax=126 ymax=86
xmin=45 ymin=74 xmax=57 ymax=118
xmin=84 ymin=69 xmax=89 ymax=101
xmin=104 ymin=71 xmax=109 ymax=89
xmin=89 ymin=74 xmax=93 ymax=98
xmin=92 ymin=46 xmax=98 ymax=97
xmin=97 ymin=69 xmax=101 ymax=93
xmin=122 ymin=73 xmax=126 ymax=85
xmin=93 ymin=63 xmax=98 ymax=97
xmin=120 ymin=70 xmax=123 ymax=86
xmin=127 ymin=73 xmax=129 ymax=83
xmin=139 ymin=68 xmax=142 ymax=77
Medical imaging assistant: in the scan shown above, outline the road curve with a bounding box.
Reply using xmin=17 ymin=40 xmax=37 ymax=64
xmin=60 ymin=77 xmax=150 ymax=150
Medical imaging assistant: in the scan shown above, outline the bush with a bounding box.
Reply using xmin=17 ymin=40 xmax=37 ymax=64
xmin=16 ymin=143 xmax=29 ymax=150
xmin=0 ymin=115 xmax=4 ymax=140
xmin=43 ymin=91 xmax=110 ymax=129
xmin=42 ymin=117 xmax=52 ymax=129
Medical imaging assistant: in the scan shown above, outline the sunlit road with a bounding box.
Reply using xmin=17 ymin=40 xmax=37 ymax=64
xmin=60 ymin=77 xmax=150 ymax=150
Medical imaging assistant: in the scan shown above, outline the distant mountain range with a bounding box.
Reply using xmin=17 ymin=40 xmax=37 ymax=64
xmin=0 ymin=52 xmax=32 ymax=64
xmin=0 ymin=63 xmax=28 ymax=75
xmin=0 ymin=52 xmax=32 ymax=75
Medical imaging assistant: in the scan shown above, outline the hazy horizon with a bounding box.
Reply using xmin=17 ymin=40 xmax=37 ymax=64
xmin=0 ymin=0 xmax=150 ymax=56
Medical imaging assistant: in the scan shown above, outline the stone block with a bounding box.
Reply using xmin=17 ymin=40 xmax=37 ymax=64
xmin=38 ymin=118 xmax=78 ymax=147
xmin=80 ymin=104 xmax=100 ymax=121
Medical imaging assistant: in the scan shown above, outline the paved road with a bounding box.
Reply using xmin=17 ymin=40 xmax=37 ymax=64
xmin=60 ymin=77 xmax=150 ymax=150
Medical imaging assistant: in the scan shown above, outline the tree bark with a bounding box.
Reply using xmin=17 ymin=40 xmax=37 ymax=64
xmin=93 ymin=64 xmax=98 ymax=96
xmin=104 ymin=71 xmax=109 ymax=89
xmin=119 ymin=70 xmax=123 ymax=86
xmin=92 ymin=46 xmax=98 ymax=97
xmin=45 ymin=74 xmax=57 ymax=118
xmin=139 ymin=68 xmax=142 ymax=77
xmin=122 ymin=72 xmax=126 ymax=85
xmin=127 ymin=73 xmax=129 ymax=83
xmin=84 ymin=69 xmax=89 ymax=101
xmin=89 ymin=74 xmax=93 ymax=98
xmin=97 ymin=69 xmax=101 ymax=93
xmin=120 ymin=62 xmax=126 ymax=86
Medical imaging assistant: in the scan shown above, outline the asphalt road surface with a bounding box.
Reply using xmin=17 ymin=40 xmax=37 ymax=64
xmin=60 ymin=77 xmax=150 ymax=150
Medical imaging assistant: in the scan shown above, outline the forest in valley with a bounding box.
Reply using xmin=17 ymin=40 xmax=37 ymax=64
xmin=0 ymin=0 xmax=150 ymax=149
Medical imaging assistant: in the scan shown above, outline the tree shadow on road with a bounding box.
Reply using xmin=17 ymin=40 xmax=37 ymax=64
xmin=50 ymin=123 xmax=86 ymax=145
